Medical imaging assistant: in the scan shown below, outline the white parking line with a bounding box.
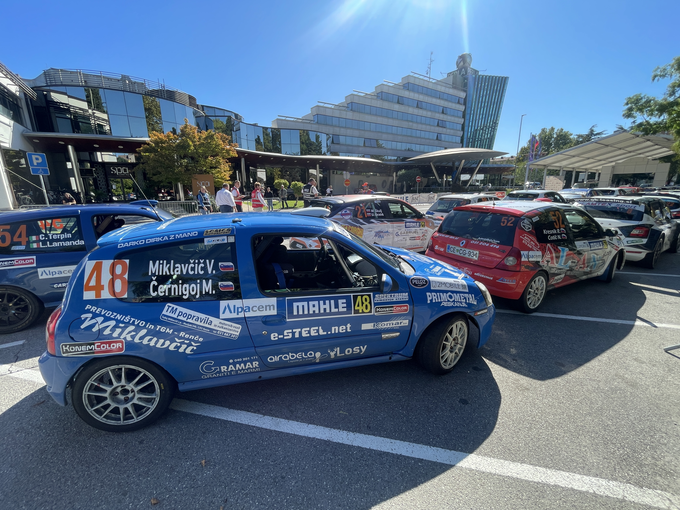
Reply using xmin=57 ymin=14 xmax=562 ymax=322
xmin=0 ymin=364 xmax=44 ymax=384
xmin=497 ymin=309 xmax=680 ymax=330
xmin=3 ymin=366 xmax=679 ymax=508
xmin=620 ymin=272 xmax=680 ymax=278
xmin=170 ymin=399 xmax=679 ymax=509
xmin=0 ymin=340 xmax=25 ymax=350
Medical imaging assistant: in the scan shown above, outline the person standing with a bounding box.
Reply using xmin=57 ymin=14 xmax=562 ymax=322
xmin=251 ymin=183 xmax=266 ymax=211
xmin=196 ymin=186 xmax=212 ymax=214
xmin=326 ymin=185 xmax=333 ymax=197
xmin=302 ymin=178 xmax=319 ymax=207
xmin=231 ymin=180 xmax=245 ymax=212
xmin=216 ymin=183 xmax=235 ymax=213
xmin=264 ymin=186 xmax=274 ymax=211
xmin=279 ymin=185 xmax=289 ymax=209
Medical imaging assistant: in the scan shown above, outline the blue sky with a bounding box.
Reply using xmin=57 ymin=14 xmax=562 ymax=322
xmin=4 ymin=0 xmax=678 ymax=156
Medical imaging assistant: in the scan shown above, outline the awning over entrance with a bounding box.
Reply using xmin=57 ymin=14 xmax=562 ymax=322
xmin=235 ymin=148 xmax=388 ymax=173
xmin=528 ymin=132 xmax=675 ymax=170
xmin=406 ymin=147 xmax=507 ymax=164
xmin=23 ymin=132 xmax=148 ymax=153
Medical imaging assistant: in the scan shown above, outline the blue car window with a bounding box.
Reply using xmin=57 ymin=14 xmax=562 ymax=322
xmin=115 ymin=240 xmax=239 ymax=303
xmin=0 ymin=216 xmax=85 ymax=255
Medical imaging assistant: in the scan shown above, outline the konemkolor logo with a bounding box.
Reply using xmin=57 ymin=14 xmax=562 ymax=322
xmin=410 ymin=276 xmax=429 ymax=288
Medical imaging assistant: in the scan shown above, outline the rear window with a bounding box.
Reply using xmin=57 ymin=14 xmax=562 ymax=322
xmin=506 ymin=193 xmax=538 ymax=200
xmin=428 ymin=198 xmax=470 ymax=213
xmin=577 ymin=201 xmax=644 ymax=222
xmin=0 ymin=216 xmax=86 ymax=255
xmin=439 ymin=211 xmax=518 ymax=246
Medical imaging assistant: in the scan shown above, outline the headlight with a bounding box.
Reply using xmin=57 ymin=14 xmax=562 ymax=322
xmin=475 ymin=281 xmax=493 ymax=307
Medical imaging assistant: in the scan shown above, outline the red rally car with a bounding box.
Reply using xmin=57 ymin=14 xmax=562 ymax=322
xmin=425 ymin=201 xmax=626 ymax=312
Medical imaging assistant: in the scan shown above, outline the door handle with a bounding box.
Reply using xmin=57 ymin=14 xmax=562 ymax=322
xmin=262 ymin=315 xmax=286 ymax=325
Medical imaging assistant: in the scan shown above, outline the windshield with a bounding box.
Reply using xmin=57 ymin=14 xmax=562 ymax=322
xmin=440 ymin=210 xmax=518 ymax=246
xmin=428 ymin=198 xmax=470 ymax=214
xmin=577 ymin=201 xmax=644 ymax=221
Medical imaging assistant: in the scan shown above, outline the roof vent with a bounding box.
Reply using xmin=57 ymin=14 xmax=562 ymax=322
xmin=289 ymin=207 xmax=331 ymax=218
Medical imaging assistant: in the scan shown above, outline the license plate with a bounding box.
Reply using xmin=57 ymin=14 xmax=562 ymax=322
xmin=446 ymin=245 xmax=479 ymax=260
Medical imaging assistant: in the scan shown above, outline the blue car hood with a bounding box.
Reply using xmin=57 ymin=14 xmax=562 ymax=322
xmin=378 ymin=245 xmax=473 ymax=285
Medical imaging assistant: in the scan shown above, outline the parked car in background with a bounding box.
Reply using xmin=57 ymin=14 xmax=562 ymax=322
xmin=426 ymin=201 xmax=625 ymax=312
xmin=39 ymin=211 xmax=496 ymax=431
xmin=309 ymin=195 xmax=437 ymax=251
xmin=574 ymin=196 xmax=680 ymax=268
xmin=630 ymin=192 xmax=680 ymax=219
xmin=590 ymin=188 xmax=630 ymax=197
xmin=425 ymin=193 xmax=497 ymax=227
xmin=0 ymin=203 xmax=171 ymax=333
xmin=504 ymin=190 xmax=569 ymax=203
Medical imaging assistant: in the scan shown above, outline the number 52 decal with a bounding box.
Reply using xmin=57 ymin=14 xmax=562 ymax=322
xmin=84 ymin=260 xmax=129 ymax=299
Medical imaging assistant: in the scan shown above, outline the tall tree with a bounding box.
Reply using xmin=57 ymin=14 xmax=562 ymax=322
xmin=136 ymin=120 xmax=237 ymax=187
xmin=623 ymin=56 xmax=680 ymax=152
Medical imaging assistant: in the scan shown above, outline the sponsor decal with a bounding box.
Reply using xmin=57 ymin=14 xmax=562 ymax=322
xmin=375 ymin=304 xmax=410 ymax=315
xmin=463 ymin=267 xmax=472 ymax=276
xmin=473 ymin=272 xmax=493 ymax=280
xmin=424 ymin=264 xmax=445 ymax=275
xmin=371 ymin=229 xmax=390 ymax=240
xmin=160 ymin=303 xmax=241 ymax=339
xmin=374 ymin=292 xmax=409 ymax=303
xmin=588 ymin=241 xmax=604 ymax=250
xmin=434 ymin=244 xmax=444 ymax=252
xmin=460 ymin=240 xmax=466 ymax=247
xmin=410 ymin=276 xmax=429 ymax=288
xmin=343 ymin=225 xmax=364 ymax=238
xmin=625 ymin=238 xmax=645 ymax=245
xmin=267 ymin=350 xmax=326 ymax=364
xmin=520 ymin=234 xmax=540 ymax=251
xmin=497 ymin=277 xmax=516 ymax=284
xmin=220 ymin=298 xmax=276 ymax=318
xmin=340 ymin=209 xmax=351 ymax=219
xmin=0 ymin=256 xmax=36 ymax=270
xmin=286 ymin=294 xmax=372 ymax=320
xmin=199 ymin=358 xmax=260 ymax=379
xmin=327 ymin=345 xmax=367 ymax=359
xmin=117 ymin=231 xmax=198 ymax=248
xmin=270 ymin=323 xmax=352 ymax=341
xmin=204 ymin=236 xmax=229 ymax=245
xmin=426 ymin=292 xmax=478 ymax=306
xmin=219 ymin=282 xmax=235 ymax=292
xmin=219 ymin=262 xmax=235 ymax=272
xmin=361 ymin=319 xmax=410 ymax=330
xmin=204 ymin=228 xmax=232 ymax=236
xmin=520 ymin=218 xmax=533 ymax=232
xmin=79 ymin=305 xmax=203 ymax=354
xmin=576 ymin=241 xmax=590 ymax=250
xmin=405 ymin=220 xmax=425 ymax=229
xmin=38 ymin=265 xmax=77 ymax=279
xmin=521 ymin=251 xmax=542 ymax=262
xmin=11 ymin=245 xmax=25 ymax=250
xmin=430 ymin=277 xmax=468 ymax=292
xmin=550 ymin=274 xmax=565 ymax=285
xmin=60 ymin=340 xmax=125 ymax=357
xmin=52 ymin=282 xmax=69 ymax=289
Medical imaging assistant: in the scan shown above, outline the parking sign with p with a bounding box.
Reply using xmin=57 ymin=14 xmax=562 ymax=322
xmin=27 ymin=152 xmax=50 ymax=175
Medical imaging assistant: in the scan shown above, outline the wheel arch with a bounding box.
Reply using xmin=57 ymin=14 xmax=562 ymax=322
xmin=411 ymin=311 xmax=472 ymax=357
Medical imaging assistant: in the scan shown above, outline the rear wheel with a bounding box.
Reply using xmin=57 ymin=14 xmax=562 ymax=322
xmin=519 ymin=272 xmax=548 ymax=313
xmin=0 ymin=287 xmax=43 ymax=333
xmin=72 ymin=357 xmax=175 ymax=432
xmin=417 ymin=314 xmax=468 ymax=375
xmin=643 ymin=237 xmax=663 ymax=268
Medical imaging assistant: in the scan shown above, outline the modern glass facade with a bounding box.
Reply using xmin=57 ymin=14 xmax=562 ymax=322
xmin=232 ymin=121 xmax=330 ymax=156
xmin=0 ymin=83 xmax=26 ymax=126
xmin=462 ymin=74 xmax=509 ymax=150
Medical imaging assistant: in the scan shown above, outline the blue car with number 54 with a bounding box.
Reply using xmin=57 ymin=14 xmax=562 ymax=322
xmin=39 ymin=209 xmax=496 ymax=431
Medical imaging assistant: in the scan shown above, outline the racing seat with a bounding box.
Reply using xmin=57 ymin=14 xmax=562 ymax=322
xmin=257 ymin=240 xmax=294 ymax=291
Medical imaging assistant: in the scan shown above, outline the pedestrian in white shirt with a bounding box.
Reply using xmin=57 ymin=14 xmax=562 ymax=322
xmin=215 ymin=183 xmax=236 ymax=213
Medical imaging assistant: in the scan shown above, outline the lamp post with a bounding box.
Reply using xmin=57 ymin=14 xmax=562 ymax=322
xmin=516 ymin=114 xmax=526 ymax=188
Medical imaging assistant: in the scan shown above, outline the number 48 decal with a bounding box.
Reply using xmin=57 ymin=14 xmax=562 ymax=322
xmin=84 ymin=260 xmax=129 ymax=299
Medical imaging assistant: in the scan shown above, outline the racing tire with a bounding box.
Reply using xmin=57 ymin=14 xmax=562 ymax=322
xmin=72 ymin=357 xmax=175 ymax=432
xmin=518 ymin=272 xmax=548 ymax=313
xmin=603 ymin=255 xmax=617 ymax=283
xmin=0 ymin=287 xmax=44 ymax=334
xmin=416 ymin=314 xmax=468 ymax=375
xmin=669 ymin=234 xmax=680 ymax=254
xmin=643 ymin=237 xmax=663 ymax=269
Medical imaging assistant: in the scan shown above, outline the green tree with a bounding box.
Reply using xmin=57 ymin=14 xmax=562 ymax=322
xmin=290 ymin=181 xmax=304 ymax=199
xmin=274 ymin=178 xmax=289 ymax=190
xmin=136 ymin=120 xmax=237 ymax=187
xmin=623 ymin=56 xmax=680 ymax=152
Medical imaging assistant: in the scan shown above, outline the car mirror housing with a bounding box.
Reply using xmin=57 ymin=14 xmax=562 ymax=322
xmin=604 ymin=228 xmax=617 ymax=237
xmin=380 ymin=273 xmax=393 ymax=294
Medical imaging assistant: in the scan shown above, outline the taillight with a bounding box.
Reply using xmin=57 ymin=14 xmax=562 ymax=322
xmin=495 ymin=247 xmax=522 ymax=271
xmin=46 ymin=306 xmax=62 ymax=356
xmin=630 ymin=227 xmax=650 ymax=238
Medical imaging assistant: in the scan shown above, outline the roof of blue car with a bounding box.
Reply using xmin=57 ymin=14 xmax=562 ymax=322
xmin=0 ymin=203 xmax=161 ymax=222
xmin=99 ymin=211 xmax=334 ymax=246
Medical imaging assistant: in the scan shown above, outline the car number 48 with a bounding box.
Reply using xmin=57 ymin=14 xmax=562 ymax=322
xmin=84 ymin=260 xmax=129 ymax=299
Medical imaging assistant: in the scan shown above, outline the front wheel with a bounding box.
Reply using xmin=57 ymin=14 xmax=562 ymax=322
xmin=603 ymin=255 xmax=618 ymax=283
xmin=417 ymin=314 xmax=468 ymax=375
xmin=0 ymin=287 xmax=43 ymax=333
xmin=72 ymin=357 xmax=175 ymax=432
xmin=519 ymin=272 xmax=548 ymax=313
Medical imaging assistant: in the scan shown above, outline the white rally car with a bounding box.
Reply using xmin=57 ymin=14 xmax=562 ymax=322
xmin=425 ymin=193 xmax=498 ymax=228
xmin=309 ymin=195 xmax=437 ymax=252
xmin=575 ymin=196 xmax=680 ymax=268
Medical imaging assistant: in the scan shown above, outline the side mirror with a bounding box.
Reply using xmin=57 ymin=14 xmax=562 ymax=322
xmin=604 ymin=228 xmax=617 ymax=237
xmin=380 ymin=273 xmax=393 ymax=294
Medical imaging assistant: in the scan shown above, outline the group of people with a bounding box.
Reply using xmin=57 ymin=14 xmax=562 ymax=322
xmin=197 ymin=181 xmax=245 ymax=214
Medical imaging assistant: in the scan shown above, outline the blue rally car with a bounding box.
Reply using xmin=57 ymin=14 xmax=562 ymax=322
xmin=0 ymin=203 xmax=170 ymax=333
xmin=39 ymin=209 xmax=496 ymax=431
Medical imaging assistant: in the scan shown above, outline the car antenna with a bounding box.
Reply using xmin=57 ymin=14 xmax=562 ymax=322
xmin=128 ymin=173 xmax=164 ymax=222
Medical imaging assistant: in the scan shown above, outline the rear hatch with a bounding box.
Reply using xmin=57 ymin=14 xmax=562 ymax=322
xmin=434 ymin=206 xmax=520 ymax=269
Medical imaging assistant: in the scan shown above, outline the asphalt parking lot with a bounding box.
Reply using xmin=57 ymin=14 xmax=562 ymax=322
xmin=1 ymin=255 xmax=679 ymax=509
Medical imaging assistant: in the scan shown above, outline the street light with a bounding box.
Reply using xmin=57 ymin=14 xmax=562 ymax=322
xmin=516 ymin=114 xmax=526 ymax=188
